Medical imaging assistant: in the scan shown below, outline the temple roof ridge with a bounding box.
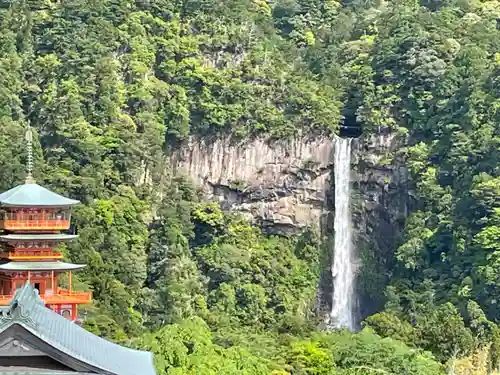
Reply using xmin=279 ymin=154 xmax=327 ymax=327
xmin=0 ymin=281 xmax=44 ymax=328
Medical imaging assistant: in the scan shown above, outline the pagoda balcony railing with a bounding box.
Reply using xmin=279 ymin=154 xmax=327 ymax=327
xmin=0 ymin=288 xmax=92 ymax=306
xmin=0 ymin=219 xmax=71 ymax=231
xmin=3 ymin=211 xmax=71 ymax=221
xmin=1 ymin=249 xmax=63 ymax=260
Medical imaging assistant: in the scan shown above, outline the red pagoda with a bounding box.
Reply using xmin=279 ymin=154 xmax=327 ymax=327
xmin=0 ymin=126 xmax=91 ymax=320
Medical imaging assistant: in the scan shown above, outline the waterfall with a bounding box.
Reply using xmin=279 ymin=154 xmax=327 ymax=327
xmin=329 ymin=137 xmax=356 ymax=331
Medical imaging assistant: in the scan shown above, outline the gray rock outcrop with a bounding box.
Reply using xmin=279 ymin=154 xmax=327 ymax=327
xmin=350 ymin=131 xmax=412 ymax=318
xmin=171 ymin=136 xmax=335 ymax=233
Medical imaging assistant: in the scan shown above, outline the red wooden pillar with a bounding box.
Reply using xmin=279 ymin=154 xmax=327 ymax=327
xmin=68 ymin=271 xmax=72 ymax=293
xmin=72 ymin=304 xmax=77 ymax=321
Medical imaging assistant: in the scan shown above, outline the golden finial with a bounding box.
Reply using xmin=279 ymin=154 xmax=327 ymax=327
xmin=25 ymin=123 xmax=35 ymax=184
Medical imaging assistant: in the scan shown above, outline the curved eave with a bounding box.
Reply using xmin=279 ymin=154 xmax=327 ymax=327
xmin=0 ymin=261 xmax=86 ymax=272
xmin=0 ymin=202 xmax=79 ymax=207
xmin=0 ymin=234 xmax=78 ymax=241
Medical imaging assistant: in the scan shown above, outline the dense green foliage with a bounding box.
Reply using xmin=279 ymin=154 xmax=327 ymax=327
xmin=1 ymin=0 xmax=500 ymax=373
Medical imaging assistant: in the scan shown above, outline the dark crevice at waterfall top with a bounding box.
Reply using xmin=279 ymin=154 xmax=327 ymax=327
xmin=339 ymin=126 xmax=362 ymax=138
xmin=339 ymin=113 xmax=363 ymax=138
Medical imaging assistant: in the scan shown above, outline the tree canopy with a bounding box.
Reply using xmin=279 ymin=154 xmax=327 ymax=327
xmin=0 ymin=0 xmax=499 ymax=374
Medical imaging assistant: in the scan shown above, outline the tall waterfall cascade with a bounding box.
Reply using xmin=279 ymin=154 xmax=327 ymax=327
xmin=329 ymin=137 xmax=356 ymax=331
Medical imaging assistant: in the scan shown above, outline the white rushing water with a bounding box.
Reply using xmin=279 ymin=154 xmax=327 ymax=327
xmin=329 ymin=137 xmax=356 ymax=331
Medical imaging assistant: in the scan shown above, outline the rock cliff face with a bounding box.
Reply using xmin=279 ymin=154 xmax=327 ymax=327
xmin=171 ymin=136 xmax=335 ymax=234
xmin=350 ymin=131 xmax=412 ymax=319
xmin=352 ymin=132 xmax=410 ymax=251
xmin=170 ymin=132 xmax=412 ymax=322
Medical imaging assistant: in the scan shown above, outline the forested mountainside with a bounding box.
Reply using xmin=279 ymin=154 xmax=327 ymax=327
xmin=1 ymin=0 xmax=500 ymax=374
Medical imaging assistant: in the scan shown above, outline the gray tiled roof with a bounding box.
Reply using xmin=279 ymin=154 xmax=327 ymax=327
xmin=0 ymin=368 xmax=96 ymax=375
xmin=0 ymin=372 xmax=96 ymax=375
xmin=0 ymin=183 xmax=79 ymax=207
xmin=0 ymin=283 xmax=156 ymax=375
xmin=0 ymin=234 xmax=78 ymax=241
xmin=0 ymin=261 xmax=85 ymax=271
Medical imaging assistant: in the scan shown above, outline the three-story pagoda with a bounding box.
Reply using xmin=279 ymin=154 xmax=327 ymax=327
xmin=0 ymin=127 xmax=91 ymax=321
xmin=0 ymin=127 xmax=156 ymax=375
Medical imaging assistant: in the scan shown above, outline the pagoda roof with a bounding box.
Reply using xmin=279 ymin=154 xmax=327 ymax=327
xmin=0 ymin=261 xmax=85 ymax=271
xmin=0 ymin=183 xmax=79 ymax=207
xmin=0 ymin=234 xmax=78 ymax=241
xmin=0 ymin=283 xmax=156 ymax=375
